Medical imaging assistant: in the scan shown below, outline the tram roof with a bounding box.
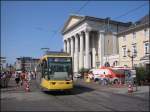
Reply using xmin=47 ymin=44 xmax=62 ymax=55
xmin=42 ymin=51 xmax=71 ymax=59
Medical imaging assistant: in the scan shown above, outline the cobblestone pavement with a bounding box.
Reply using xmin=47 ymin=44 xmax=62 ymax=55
xmin=1 ymin=78 xmax=149 ymax=111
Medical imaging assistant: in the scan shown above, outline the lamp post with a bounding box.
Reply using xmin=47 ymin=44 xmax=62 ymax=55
xmin=127 ymin=49 xmax=138 ymax=91
xmin=127 ymin=49 xmax=137 ymax=69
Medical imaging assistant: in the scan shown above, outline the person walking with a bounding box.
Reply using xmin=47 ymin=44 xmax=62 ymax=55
xmin=28 ymin=71 xmax=32 ymax=82
xmin=15 ymin=73 xmax=20 ymax=88
xmin=31 ymin=71 xmax=34 ymax=80
xmin=34 ymin=71 xmax=37 ymax=79
xmin=1 ymin=72 xmax=6 ymax=88
xmin=24 ymin=71 xmax=30 ymax=92
xmin=20 ymin=71 xmax=25 ymax=86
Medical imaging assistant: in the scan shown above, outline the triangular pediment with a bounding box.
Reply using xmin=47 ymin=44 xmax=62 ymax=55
xmin=62 ymin=15 xmax=84 ymax=33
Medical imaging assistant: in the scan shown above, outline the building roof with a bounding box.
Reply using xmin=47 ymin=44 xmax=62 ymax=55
xmin=16 ymin=57 xmax=39 ymax=60
xmin=0 ymin=57 xmax=6 ymax=59
xmin=61 ymin=14 xmax=132 ymax=35
xmin=45 ymin=51 xmax=70 ymax=55
xmin=136 ymin=14 xmax=149 ymax=25
xmin=117 ymin=14 xmax=149 ymax=36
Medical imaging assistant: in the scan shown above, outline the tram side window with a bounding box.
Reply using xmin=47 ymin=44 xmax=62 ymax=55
xmin=41 ymin=59 xmax=48 ymax=78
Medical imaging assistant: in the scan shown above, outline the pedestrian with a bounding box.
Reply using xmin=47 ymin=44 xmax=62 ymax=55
xmin=104 ymin=78 xmax=108 ymax=85
xmin=24 ymin=71 xmax=30 ymax=92
xmin=28 ymin=71 xmax=32 ymax=82
xmin=24 ymin=71 xmax=29 ymax=82
xmin=34 ymin=71 xmax=37 ymax=79
xmin=20 ymin=71 xmax=25 ymax=86
xmin=88 ymin=71 xmax=94 ymax=80
xmin=1 ymin=72 xmax=6 ymax=87
xmin=5 ymin=71 xmax=12 ymax=88
xmin=101 ymin=78 xmax=105 ymax=86
xmin=31 ymin=71 xmax=34 ymax=79
xmin=15 ymin=73 xmax=20 ymax=88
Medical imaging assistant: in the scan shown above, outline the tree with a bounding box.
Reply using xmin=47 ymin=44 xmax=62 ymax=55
xmin=135 ymin=67 xmax=150 ymax=85
xmin=78 ymin=68 xmax=90 ymax=78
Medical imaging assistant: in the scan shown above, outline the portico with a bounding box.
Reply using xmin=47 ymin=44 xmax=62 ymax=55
xmin=61 ymin=14 xmax=131 ymax=73
xmin=63 ymin=30 xmax=100 ymax=72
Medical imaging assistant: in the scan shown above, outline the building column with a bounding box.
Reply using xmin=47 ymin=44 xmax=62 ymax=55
xmin=66 ymin=39 xmax=70 ymax=53
xmin=69 ymin=39 xmax=71 ymax=54
xmin=74 ymin=35 xmax=79 ymax=73
xmin=92 ymin=33 xmax=96 ymax=68
xmin=79 ymin=32 xmax=84 ymax=69
xmin=64 ymin=40 xmax=67 ymax=52
xmin=85 ymin=29 xmax=90 ymax=69
xmin=70 ymin=37 xmax=74 ymax=57
xmin=99 ymin=32 xmax=104 ymax=67
xmin=70 ymin=37 xmax=74 ymax=72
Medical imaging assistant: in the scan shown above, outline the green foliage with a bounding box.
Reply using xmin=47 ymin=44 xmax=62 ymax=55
xmin=135 ymin=67 xmax=150 ymax=83
xmin=145 ymin=68 xmax=150 ymax=81
xmin=78 ymin=68 xmax=90 ymax=75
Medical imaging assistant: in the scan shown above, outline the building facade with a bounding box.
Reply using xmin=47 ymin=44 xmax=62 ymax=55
xmin=118 ymin=15 xmax=149 ymax=69
xmin=15 ymin=57 xmax=39 ymax=72
xmin=0 ymin=57 xmax=6 ymax=72
xmin=61 ymin=14 xmax=131 ymax=73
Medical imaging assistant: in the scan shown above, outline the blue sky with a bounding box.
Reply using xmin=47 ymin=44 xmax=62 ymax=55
xmin=1 ymin=1 xmax=149 ymax=64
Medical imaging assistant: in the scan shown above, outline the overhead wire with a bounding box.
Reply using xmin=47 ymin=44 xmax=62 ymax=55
xmin=75 ymin=0 xmax=90 ymax=14
xmin=101 ymin=2 xmax=148 ymax=33
xmin=51 ymin=1 xmax=90 ymax=38
xmin=113 ymin=2 xmax=148 ymax=20
xmin=51 ymin=1 xmax=148 ymax=37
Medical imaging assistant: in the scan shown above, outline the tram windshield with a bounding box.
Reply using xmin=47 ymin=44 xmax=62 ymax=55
xmin=41 ymin=57 xmax=72 ymax=80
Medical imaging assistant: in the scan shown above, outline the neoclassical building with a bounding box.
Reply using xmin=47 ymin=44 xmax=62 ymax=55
xmin=61 ymin=14 xmax=131 ymax=73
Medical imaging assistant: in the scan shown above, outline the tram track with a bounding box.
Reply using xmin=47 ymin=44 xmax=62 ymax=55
xmin=46 ymin=85 xmax=116 ymax=111
xmin=34 ymin=78 xmax=148 ymax=111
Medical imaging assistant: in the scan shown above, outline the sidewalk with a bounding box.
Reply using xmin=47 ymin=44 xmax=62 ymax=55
xmin=76 ymin=78 xmax=150 ymax=101
xmin=102 ymin=85 xmax=150 ymax=100
xmin=1 ymin=77 xmax=24 ymax=93
xmin=1 ymin=77 xmax=35 ymax=93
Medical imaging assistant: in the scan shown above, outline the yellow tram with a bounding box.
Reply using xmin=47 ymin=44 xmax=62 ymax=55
xmin=36 ymin=51 xmax=73 ymax=91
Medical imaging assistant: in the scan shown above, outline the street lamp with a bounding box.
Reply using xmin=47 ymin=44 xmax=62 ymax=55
xmin=127 ymin=49 xmax=137 ymax=69
xmin=41 ymin=48 xmax=49 ymax=55
xmin=127 ymin=49 xmax=138 ymax=91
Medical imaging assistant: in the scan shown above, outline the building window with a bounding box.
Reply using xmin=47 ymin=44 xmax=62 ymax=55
xmin=113 ymin=61 xmax=118 ymax=66
xmin=104 ymin=62 xmax=110 ymax=67
xmin=123 ymin=35 xmax=126 ymax=41
xmin=132 ymin=44 xmax=137 ymax=56
xmin=133 ymin=32 xmax=136 ymax=39
xmin=144 ymin=28 xmax=149 ymax=38
xmin=144 ymin=42 xmax=149 ymax=55
xmin=122 ymin=46 xmax=127 ymax=57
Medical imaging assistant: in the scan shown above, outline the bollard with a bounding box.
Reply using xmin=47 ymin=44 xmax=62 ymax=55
xmin=128 ymin=84 xmax=133 ymax=94
xmin=25 ymin=81 xmax=30 ymax=92
xmin=86 ymin=77 xmax=90 ymax=83
xmin=25 ymin=84 xmax=30 ymax=92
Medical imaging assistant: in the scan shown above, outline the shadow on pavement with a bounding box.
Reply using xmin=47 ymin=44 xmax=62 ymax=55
xmin=43 ymin=84 xmax=95 ymax=96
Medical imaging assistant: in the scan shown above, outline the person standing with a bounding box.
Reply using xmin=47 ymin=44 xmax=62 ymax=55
xmin=31 ymin=71 xmax=34 ymax=79
xmin=34 ymin=71 xmax=37 ymax=79
xmin=15 ymin=73 xmax=20 ymax=88
xmin=24 ymin=71 xmax=30 ymax=92
xmin=20 ymin=71 xmax=25 ymax=86
xmin=28 ymin=71 xmax=32 ymax=82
